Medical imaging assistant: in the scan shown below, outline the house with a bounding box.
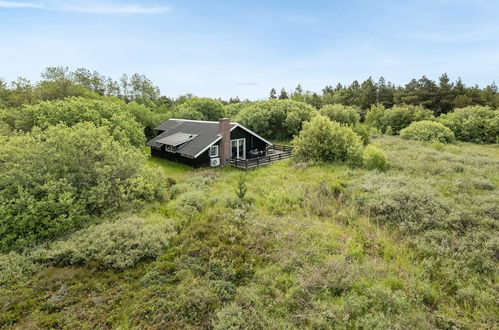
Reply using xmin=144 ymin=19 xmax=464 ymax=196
xmin=146 ymin=118 xmax=272 ymax=167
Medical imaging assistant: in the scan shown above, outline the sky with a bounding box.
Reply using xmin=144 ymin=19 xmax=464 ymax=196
xmin=0 ymin=0 xmax=498 ymax=99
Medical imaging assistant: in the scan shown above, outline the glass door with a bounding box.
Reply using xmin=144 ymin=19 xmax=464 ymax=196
xmin=231 ymin=139 xmax=246 ymax=159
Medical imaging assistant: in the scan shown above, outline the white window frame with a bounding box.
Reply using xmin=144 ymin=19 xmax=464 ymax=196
xmin=165 ymin=145 xmax=174 ymax=152
xmin=209 ymin=145 xmax=219 ymax=158
xmin=231 ymin=138 xmax=246 ymax=160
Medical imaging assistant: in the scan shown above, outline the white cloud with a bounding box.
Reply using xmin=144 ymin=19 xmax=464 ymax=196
xmin=0 ymin=1 xmax=170 ymax=14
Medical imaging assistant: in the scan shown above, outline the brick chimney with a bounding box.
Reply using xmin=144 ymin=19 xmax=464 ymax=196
xmin=218 ymin=118 xmax=231 ymax=166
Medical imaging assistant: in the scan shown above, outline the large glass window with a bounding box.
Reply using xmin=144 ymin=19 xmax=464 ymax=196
xmin=209 ymin=145 xmax=219 ymax=157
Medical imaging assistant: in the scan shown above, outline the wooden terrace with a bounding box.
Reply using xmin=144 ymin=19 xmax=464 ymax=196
xmin=230 ymin=144 xmax=293 ymax=170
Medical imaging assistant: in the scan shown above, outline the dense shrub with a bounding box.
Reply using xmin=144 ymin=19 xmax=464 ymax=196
xmin=0 ymin=252 xmax=39 ymax=288
xmin=0 ymin=123 xmax=165 ymax=252
xmin=172 ymin=97 xmax=226 ymax=121
xmin=235 ymin=99 xmax=317 ymax=139
xmin=365 ymin=104 xmax=434 ymax=134
xmin=225 ymin=102 xmax=251 ymax=118
xmin=439 ymin=106 xmax=499 ymax=143
xmin=362 ymin=145 xmax=387 ymax=171
xmin=33 ymin=217 xmax=171 ymax=269
xmin=364 ymin=104 xmax=386 ymax=128
xmin=319 ymin=104 xmax=360 ymax=126
xmin=400 ymin=120 xmax=455 ymax=143
xmin=14 ymin=97 xmax=145 ymax=147
xmin=352 ymin=123 xmax=371 ymax=145
xmin=293 ymin=115 xmax=363 ymax=165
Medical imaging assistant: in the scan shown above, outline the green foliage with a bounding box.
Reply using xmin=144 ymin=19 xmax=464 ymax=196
xmin=356 ymin=174 xmax=449 ymax=232
xmin=0 ymin=252 xmax=39 ymax=288
xmin=0 ymin=123 xmax=165 ymax=252
xmin=234 ymin=172 xmax=248 ymax=200
xmin=319 ymin=104 xmax=360 ymax=125
xmin=235 ymin=99 xmax=317 ymax=139
xmin=362 ymin=145 xmax=387 ymax=171
xmin=172 ymin=97 xmax=226 ymax=121
xmin=225 ymin=102 xmax=251 ymax=118
xmin=293 ymin=115 xmax=363 ymax=165
xmin=381 ymin=105 xmax=435 ymax=134
xmin=439 ymin=106 xmax=499 ymax=143
xmin=15 ymin=97 xmax=145 ymax=147
xmin=33 ymin=217 xmax=172 ymax=269
xmin=400 ymin=120 xmax=455 ymax=143
xmin=352 ymin=123 xmax=371 ymax=145
xmin=365 ymin=104 xmax=386 ymax=128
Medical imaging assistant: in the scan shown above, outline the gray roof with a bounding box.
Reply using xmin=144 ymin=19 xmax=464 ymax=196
xmin=156 ymin=132 xmax=198 ymax=147
xmin=146 ymin=119 xmax=236 ymax=158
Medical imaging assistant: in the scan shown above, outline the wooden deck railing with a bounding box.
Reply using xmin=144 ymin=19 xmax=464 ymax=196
xmin=230 ymin=144 xmax=293 ymax=170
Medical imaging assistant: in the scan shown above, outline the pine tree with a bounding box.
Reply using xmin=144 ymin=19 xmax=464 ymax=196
xmin=278 ymin=87 xmax=289 ymax=100
xmin=269 ymin=88 xmax=277 ymax=99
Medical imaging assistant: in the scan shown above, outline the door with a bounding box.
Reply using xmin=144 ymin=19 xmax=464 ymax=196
xmin=231 ymin=138 xmax=246 ymax=159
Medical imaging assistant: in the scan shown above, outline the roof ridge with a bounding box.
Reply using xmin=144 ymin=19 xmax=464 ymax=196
xmin=169 ymin=118 xmax=237 ymax=124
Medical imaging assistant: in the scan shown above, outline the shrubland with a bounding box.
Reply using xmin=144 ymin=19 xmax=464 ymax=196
xmin=365 ymin=104 xmax=434 ymax=134
xmin=439 ymin=105 xmax=499 ymax=143
xmin=0 ymin=67 xmax=498 ymax=329
xmin=400 ymin=120 xmax=455 ymax=143
xmin=0 ymin=122 xmax=164 ymax=252
xmin=1 ymin=137 xmax=496 ymax=328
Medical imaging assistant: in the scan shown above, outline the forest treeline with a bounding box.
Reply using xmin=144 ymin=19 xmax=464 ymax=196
xmin=1 ymin=67 xmax=498 ymax=114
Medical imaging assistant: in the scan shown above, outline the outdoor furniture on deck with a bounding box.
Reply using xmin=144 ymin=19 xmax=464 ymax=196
xmin=231 ymin=144 xmax=293 ymax=170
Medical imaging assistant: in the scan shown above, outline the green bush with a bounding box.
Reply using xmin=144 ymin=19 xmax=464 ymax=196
xmin=439 ymin=106 xmax=499 ymax=143
xmin=33 ymin=217 xmax=171 ymax=269
xmin=362 ymin=145 xmax=387 ymax=171
xmin=366 ymin=104 xmax=434 ymax=134
xmin=235 ymin=99 xmax=317 ymax=139
xmin=172 ymin=97 xmax=226 ymax=121
xmin=352 ymin=123 xmax=371 ymax=145
xmin=293 ymin=115 xmax=363 ymax=165
xmin=0 ymin=123 xmax=165 ymax=252
xmin=319 ymin=104 xmax=360 ymax=126
xmin=400 ymin=120 xmax=455 ymax=143
xmin=0 ymin=252 xmax=39 ymax=288
xmin=15 ymin=97 xmax=145 ymax=147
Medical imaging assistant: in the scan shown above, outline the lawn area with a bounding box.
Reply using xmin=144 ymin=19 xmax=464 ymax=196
xmin=143 ymin=146 xmax=193 ymax=181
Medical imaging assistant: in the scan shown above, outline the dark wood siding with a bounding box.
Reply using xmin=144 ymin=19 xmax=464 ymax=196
xmin=230 ymin=127 xmax=268 ymax=159
xmin=151 ymin=147 xmax=209 ymax=168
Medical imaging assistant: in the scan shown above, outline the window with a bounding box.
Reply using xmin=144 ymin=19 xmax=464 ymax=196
xmin=209 ymin=145 xmax=219 ymax=157
xmin=165 ymin=145 xmax=174 ymax=152
xmin=231 ymin=138 xmax=246 ymax=159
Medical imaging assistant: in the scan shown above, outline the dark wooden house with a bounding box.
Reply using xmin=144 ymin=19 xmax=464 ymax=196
xmin=146 ymin=118 xmax=272 ymax=167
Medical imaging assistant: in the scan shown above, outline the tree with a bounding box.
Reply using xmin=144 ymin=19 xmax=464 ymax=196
xmin=269 ymin=88 xmax=277 ymax=99
xmin=15 ymin=97 xmax=145 ymax=147
xmin=293 ymin=115 xmax=363 ymax=165
xmin=376 ymin=77 xmax=394 ymax=108
xmin=71 ymin=68 xmax=106 ymax=96
xmin=0 ymin=122 xmax=164 ymax=252
xmin=37 ymin=66 xmax=93 ymax=100
xmin=439 ymin=106 xmax=499 ymax=143
xmin=235 ymin=99 xmax=317 ymax=139
xmin=437 ymin=73 xmax=453 ymax=115
xmin=172 ymin=97 xmax=226 ymax=121
xmin=278 ymin=88 xmax=289 ymax=100
xmin=319 ymin=104 xmax=360 ymax=126
xmin=359 ymin=77 xmax=377 ymax=110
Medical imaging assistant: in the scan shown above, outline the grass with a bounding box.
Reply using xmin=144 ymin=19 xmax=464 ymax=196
xmin=1 ymin=137 xmax=498 ymax=329
xmin=143 ymin=146 xmax=192 ymax=181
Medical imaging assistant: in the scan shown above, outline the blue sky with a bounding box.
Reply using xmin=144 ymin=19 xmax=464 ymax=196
xmin=0 ymin=0 xmax=498 ymax=99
